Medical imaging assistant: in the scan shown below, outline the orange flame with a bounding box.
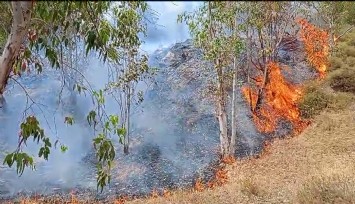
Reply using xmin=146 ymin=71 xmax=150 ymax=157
xmin=115 ymin=196 xmax=128 ymax=204
xmin=296 ymin=18 xmax=329 ymax=78
xmin=221 ymin=155 xmax=236 ymax=165
xmin=194 ymin=178 xmax=205 ymax=192
xmin=162 ymin=189 xmax=172 ymax=197
xmin=242 ymin=62 xmax=307 ymax=133
xmin=150 ymin=189 xmax=160 ymax=198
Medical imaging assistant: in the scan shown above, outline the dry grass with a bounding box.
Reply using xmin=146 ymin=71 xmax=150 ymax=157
xmin=128 ymin=103 xmax=355 ymax=204
xmin=297 ymin=170 xmax=355 ymax=204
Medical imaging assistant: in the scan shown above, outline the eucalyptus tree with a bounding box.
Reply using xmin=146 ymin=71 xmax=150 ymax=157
xmin=104 ymin=2 xmax=155 ymax=154
xmin=178 ymin=1 xmax=244 ymax=157
xmin=304 ymin=1 xmax=355 ymax=48
xmin=235 ymin=2 xmax=300 ymax=111
xmin=0 ymin=1 xmax=151 ymax=191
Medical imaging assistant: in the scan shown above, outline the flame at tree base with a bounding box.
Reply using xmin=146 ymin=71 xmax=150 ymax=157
xmin=242 ymin=62 xmax=309 ymax=134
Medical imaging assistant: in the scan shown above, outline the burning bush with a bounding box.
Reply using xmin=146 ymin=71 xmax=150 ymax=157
xmin=242 ymin=62 xmax=306 ymax=134
xmin=297 ymin=18 xmax=330 ymax=79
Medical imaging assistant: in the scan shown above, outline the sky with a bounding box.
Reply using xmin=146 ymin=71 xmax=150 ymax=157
xmin=141 ymin=1 xmax=202 ymax=53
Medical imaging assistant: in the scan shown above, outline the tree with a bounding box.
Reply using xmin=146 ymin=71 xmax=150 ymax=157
xmin=104 ymin=2 xmax=155 ymax=154
xmin=1 ymin=1 xmax=152 ymax=191
xmin=178 ymin=2 xmax=244 ymax=157
xmin=303 ymin=2 xmax=355 ymax=49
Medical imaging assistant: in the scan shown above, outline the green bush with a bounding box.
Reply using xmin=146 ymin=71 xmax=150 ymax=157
xmin=299 ymin=86 xmax=331 ymax=119
xmin=345 ymin=56 xmax=355 ymax=67
xmin=329 ymin=68 xmax=355 ymax=94
xmin=344 ymin=46 xmax=355 ymax=57
xmin=348 ymin=36 xmax=355 ymax=47
xmin=329 ymin=56 xmax=344 ymax=71
xmin=299 ymin=81 xmax=353 ymax=119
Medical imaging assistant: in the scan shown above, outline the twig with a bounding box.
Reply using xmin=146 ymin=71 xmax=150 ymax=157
xmin=334 ymin=26 xmax=354 ymax=42
xmin=10 ymin=76 xmax=54 ymax=137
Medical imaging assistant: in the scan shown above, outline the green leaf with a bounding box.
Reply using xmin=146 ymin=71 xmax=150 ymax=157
xmin=60 ymin=145 xmax=68 ymax=153
xmin=64 ymin=116 xmax=75 ymax=125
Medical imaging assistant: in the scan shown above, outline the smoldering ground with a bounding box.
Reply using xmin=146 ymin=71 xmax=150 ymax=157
xmin=0 ymin=1 xmax=269 ymax=200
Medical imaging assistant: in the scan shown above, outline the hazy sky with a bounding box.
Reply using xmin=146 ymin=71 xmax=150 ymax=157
xmin=142 ymin=1 xmax=202 ymax=53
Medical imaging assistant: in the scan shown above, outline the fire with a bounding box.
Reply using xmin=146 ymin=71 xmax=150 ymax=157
xmin=115 ymin=196 xmax=128 ymax=204
xmin=221 ymin=155 xmax=236 ymax=165
xmin=150 ymin=189 xmax=160 ymax=198
xmin=242 ymin=62 xmax=307 ymax=133
xmin=162 ymin=189 xmax=172 ymax=197
xmin=296 ymin=18 xmax=329 ymax=78
xmin=70 ymin=190 xmax=79 ymax=204
xmin=194 ymin=178 xmax=205 ymax=192
xmin=207 ymin=168 xmax=229 ymax=189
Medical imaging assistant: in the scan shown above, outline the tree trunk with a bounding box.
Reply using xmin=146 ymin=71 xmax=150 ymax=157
xmin=229 ymin=12 xmax=238 ymax=156
xmin=230 ymin=62 xmax=237 ymax=156
xmin=0 ymin=2 xmax=32 ymax=97
xmin=123 ymin=84 xmax=130 ymax=155
xmin=0 ymin=93 xmax=5 ymax=108
xmin=216 ymin=60 xmax=229 ymax=156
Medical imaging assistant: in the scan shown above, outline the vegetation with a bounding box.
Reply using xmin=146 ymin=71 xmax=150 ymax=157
xmin=299 ymin=27 xmax=355 ymax=119
xmin=128 ymin=100 xmax=355 ymax=204
xmin=0 ymin=1 xmax=152 ymax=191
xmin=0 ymin=0 xmax=354 ymax=201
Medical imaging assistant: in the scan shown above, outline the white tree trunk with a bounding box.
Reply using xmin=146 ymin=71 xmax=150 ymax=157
xmin=229 ymin=10 xmax=239 ymax=156
xmin=216 ymin=60 xmax=229 ymax=157
xmin=230 ymin=59 xmax=237 ymax=156
xmin=0 ymin=2 xmax=32 ymax=98
xmin=123 ymin=83 xmax=130 ymax=155
xmin=217 ymin=94 xmax=229 ymax=156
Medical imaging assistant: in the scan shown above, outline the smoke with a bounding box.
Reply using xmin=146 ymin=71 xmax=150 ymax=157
xmin=0 ymin=1 xmax=264 ymax=199
xmin=141 ymin=1 xmax=202 ymax=53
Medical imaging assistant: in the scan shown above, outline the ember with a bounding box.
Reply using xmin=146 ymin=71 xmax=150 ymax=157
xmin=194 ymin=178 xmax=205 ymax=192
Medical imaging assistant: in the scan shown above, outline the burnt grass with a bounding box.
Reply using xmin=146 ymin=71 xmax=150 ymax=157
xmin=0 ymin=38 xmax=315 ymax=203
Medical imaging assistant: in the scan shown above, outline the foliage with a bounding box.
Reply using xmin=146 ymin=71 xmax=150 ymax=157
xmin=329 ymin=69 xmax=355 ymax=94
xmin=298 ymin=81 xmax=353 ymax=119
xmin=2 ymin=1 xmax=152 ymax=191
xmin=3 ymin=116 xmax=51 ymax=175
xmin=0 ymin=2 xmax=11 ymax=50
xmin=298 ymin=84 xmax=332 ymax=119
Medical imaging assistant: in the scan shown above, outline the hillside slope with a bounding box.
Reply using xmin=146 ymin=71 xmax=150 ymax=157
xmin=128 ymin=28 xmax=355 ymax=204
xmin=129 ymin=102 xmax=355 ymax=204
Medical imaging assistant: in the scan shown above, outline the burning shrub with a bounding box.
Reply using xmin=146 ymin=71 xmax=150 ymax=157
xmin=297 ymin=18 xmax=329 ymax=79
xmin=329 ymin=69 xmax=355 ymax=94
xmin=242 ymin=62 xmax=306 ymax=133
